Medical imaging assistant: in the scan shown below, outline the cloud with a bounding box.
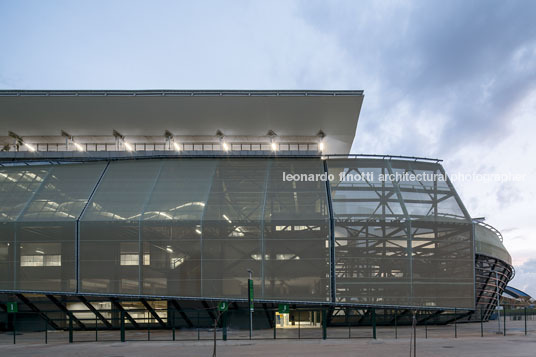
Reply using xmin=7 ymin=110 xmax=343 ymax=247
xmin=298 ymin=0 xmax=536 ymax=157
xmin=496 ymin=184 xmax=522 ymax=208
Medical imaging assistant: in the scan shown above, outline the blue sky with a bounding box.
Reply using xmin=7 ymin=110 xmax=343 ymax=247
xmin=1 ymin=0 xmax=536 ymax=296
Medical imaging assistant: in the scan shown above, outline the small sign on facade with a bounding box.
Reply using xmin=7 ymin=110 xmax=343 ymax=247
xmin=218 ymin=301 xmax=228 ymax=312
xmin=7 ymin=302 xmax=18 ymax=313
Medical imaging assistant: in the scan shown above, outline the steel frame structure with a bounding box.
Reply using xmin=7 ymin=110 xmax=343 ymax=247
xmin=0 ymin=155 xmax=513 ymax=330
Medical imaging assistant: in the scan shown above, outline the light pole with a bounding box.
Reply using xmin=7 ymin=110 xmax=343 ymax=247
xmin=247 ymin=269 xmax=253 ymax=340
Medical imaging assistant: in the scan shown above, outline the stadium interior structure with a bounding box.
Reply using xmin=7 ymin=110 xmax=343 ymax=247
xmin=0 ymin=90 xmax=514 ymax=332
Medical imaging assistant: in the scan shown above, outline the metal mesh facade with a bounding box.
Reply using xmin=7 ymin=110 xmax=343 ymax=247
xmin=0 ymin=163 xmax=107 ymax=291
xmin=78 ymin=158 xmax=330 ymax=301
xmin=327 ymin=159 xmax=474 ymax=308
xmin=0 ymin=158 xmax=477 ymax=309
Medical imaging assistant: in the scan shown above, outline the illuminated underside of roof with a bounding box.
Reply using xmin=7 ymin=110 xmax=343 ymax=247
xmin=0 ymin=90 xmax=364 ymax=155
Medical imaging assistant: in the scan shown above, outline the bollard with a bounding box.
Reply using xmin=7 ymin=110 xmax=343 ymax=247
xmin=413 ymin=312 xmax=417 ymax=357
xmin=480 ymin=308 xmax=484 ymax=337
xmin=525 ymin=307 xmax=527 ymax=336
xmin=172 ymin=310 xmax=175 ymax=341
xmin=120 ymin=310 xmax=125 ymax=342
xmin=45 ymin=319 xmax=48 ymax=344
xmin=347 ymin=308 xmax=351 ymax=339
xmin=95 ymin=315 xmax=98 ymax=341
xmin=69 ymin=315 xmax=73 ymax=343
xmin=222 ymin=310 xmax=227 ymax=341
xmin=372 ymin=309 xmax=377 ymax=340
xmin=273 ymin=311 xmax=276 ymax=339
xmin=454 ymin=308 xmax=457 ymax=338
xmin=503 ymin=307 xmax=506 ymax=336
xmin=13 ymin=312 xmax=16 ymax=344
xmin=322 ymin=309 xmax=327 ymax=340
xmin=394 ymin=308 xmax=398 ymax=339
xmin=298 ymin=310 xmax=301 ymax=339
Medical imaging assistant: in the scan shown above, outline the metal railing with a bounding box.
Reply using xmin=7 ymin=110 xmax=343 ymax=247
xmin=2 ymin=305 xmax=535 ymax=345
xmin=1 ymin=142 xmax=321 ymax=153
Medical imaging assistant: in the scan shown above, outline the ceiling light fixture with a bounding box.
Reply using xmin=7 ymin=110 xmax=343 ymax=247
xmin=8 ymin=131 xmax=33 ymax=152
xmin=24 ymin=143 xmax=36 ymax=152
xmin=62 ymin=130 xmax=85 ymax=152
xmin=165 ymin=130 xmax=182 ymax=151
xmin=216 ymin=130 xmax=229 ymax=151
xmin=317 ymin=130 xmax=326 ymax=152
xmin=113 ymin=129 xmax=133 ymax=152
xmin=73 ymin=142 xmax=85 ymax=152
xmin=267 ymin=130 xmax=278 ymax=151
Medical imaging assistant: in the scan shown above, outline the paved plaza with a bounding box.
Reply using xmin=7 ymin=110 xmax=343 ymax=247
xmin=1 ymin=320 xmax=535 ymax=356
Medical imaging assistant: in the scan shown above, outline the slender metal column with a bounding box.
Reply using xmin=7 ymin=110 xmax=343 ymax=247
xmin=248 ymin=269 xmax=253 ymax=339
xmin=323 ymin=159 xmax=336 ymax=302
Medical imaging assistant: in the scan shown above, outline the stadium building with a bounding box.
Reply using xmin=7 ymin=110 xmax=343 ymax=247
xmin=0 ymin=90 xmax=513 ymax=333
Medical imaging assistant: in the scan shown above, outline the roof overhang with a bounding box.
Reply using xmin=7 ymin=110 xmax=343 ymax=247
xmin=0 ymin=90 xmax=364 ymax=154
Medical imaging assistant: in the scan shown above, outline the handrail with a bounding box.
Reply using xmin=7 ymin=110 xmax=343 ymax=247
xmin=324 ymin=154 xmax=442 ymax=163
xmin=473 ymin=220 xmax=504 ymax=242
xmin=0 ymin=152 xmax=444 ymax=166
xmin=435 ymin=214 xmax=504 ymax=243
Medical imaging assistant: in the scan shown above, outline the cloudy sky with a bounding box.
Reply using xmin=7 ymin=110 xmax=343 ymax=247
xmin=1 ymin=1 xmax=535 ymax=295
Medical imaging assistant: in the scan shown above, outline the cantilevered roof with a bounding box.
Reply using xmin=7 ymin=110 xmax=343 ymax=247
xmin=504 ymin=286 xmax=532 ymax=299
xmin=0 ymin=90 xmax=364 ymax=154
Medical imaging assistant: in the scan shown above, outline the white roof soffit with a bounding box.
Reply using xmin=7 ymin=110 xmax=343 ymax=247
xmin=0 ymin=90 xmax=364 ymax=154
